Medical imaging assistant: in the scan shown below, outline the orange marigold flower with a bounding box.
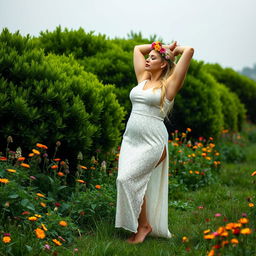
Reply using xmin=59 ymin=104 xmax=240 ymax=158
xmin=239 ymin=218 xmax=249 ymax=224
xmin=225 ymin=223 xmax=235 ymax=230
xmin=57 ymin=172 xmax=65 ymax=177
xmin=20 ymin=163 xmax=30 ymax=168
xmin=17 ymin=157 xmax=25 ymax=161
xmin=175 ymin=137 xmax=179 ymax=141
xmin=28 ymin=216 xmax=38 ymax=221
xmin=209 ymin=143 xmax=215 ymax=148
xmin=195 ymin=171 xmax=200 ymax=174
xmin=204 ymin=234 xmax=215 ymax=239
xmin=36 ymin=193 xmax=45 ymax=198
xmin=36 ymin=143 xmax=48 ymax=149
xmin=51 ymin=165 xmax=58 ymax=169
xmin=240 ymin=228 xmax=252 ymax=235
xmin=6 ymin=169 xmax=16 ymax=173
xmin=79 ymin=165 xmax=87 ymax=169
xmin=231 ymin=238 xmax=239 ymax=244
xmin=59 ymin=221 xmax=68 ymax=227
xmin=201 ymin=153 xmax=207 ymax=157
xmin=35 ymin=228 xmax=46 ymax=239
xmin=53 ymin=158 xmax=61 ymax=161
xmin=0 ymin=156 xmax=7 ymax=161
xmin=214 ymin=152 xmax=220 ymax=156
xmin=204 ymin=229 xmax=211 ymax=234
xmin=76 ymin=179 xmax=85 ymax=183
xmin=34 ymin=214 xmax=42 ymax=218
xmin=40 ymin=202 xmax=46 ymax=208
xmin=52 ymin=239 xmax=62 ymax=246
xmin=208 ymin=249 xmax=215 ymax=256
xmin=2 ymin=236 xmax=11 ymax=243
xmin=0 ymin=178 xmax=9 ymax=184
xmin=90 ymin=166 xmax=96 ymax=170
xmin=95 ymin=185 xmax=101 ymax=189
xmin=32 ymin=149 xmax=40 ymax=155
xmin=28 ymin=153 xmax=34 ymax=157
xmin=221 ymin=240 xmax=229 ymax=247
xmin=248 ymin=203 xmax=254 ymax=207
xmin=251 ymin=171 xmax=256 ymax=176
xmin=186 ymin=128 xmax=192 ymax=132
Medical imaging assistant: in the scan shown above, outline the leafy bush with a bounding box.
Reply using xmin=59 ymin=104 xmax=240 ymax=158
xmin=0 ymin=28 xmax=125 ymax=166
xmin=203 ymin=63 xmax=256 ymax=123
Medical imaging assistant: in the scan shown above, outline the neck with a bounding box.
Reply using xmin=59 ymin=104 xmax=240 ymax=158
xmin=148 ymin=70 xmax=163 ymax=82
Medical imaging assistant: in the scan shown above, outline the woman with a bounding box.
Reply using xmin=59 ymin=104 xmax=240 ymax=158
xmin=115 ymin=40 xmax=194 ymax=244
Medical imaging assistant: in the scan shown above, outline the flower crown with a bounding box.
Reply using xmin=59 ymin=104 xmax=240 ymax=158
xmin=150 ymin=41 xmax=174 ymax=65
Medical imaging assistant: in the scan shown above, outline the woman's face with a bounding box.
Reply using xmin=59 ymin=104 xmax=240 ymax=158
xmin=145 ymin=50 xmax=164 ymax=72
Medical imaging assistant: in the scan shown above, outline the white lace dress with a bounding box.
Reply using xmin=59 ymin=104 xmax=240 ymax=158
xmin=115 ymin=80 xmax=174 ymax=238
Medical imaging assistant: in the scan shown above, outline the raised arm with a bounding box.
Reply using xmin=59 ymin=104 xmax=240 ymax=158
xmin=133 ymin=45 xmax=152 ymax=83
xmin=166 ymin=46 xmax=194 ymax=100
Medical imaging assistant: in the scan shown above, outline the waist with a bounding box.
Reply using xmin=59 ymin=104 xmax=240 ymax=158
xmin=131 ymin=111 xmax=164 ymax=121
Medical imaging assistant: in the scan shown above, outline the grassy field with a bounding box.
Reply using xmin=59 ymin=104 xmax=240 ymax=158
xmin=69 ymin=141 xmax=256 ymax=256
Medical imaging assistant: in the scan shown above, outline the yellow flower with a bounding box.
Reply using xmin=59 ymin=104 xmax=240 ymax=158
xmin=2 ymin=236 xmax=11 ymax=243
xmin=34 ymin=214 xmax=42 ymax=218
xmin=240 ymin=228 xmax=252 ymax=235
xmin=239 ymin=218 xmax=249 ymax=224
xmin=205 ymin=157 xmax=211 ymax=160
xmin=36 ymin=193 xmax=45 ymax=198
xmin=28 ymin=216 xmax=38 ymax=221
xmin=0 ymin=178 xmax=9 ymax=184
xmin=34 ymin=228 xmax=46 ymax=239
xmin=41 ymin=223 xmax=48 ymax=231
xmin=215 ymin=152 xmax=220 ymax=156
xmin=189 ymin=170 xmax=193 ymax=174
xmin=52 ymin=239 xmax=62 ymax=246
xmin=249 ymin=203 xmax=254 ymax=207
xmin=182 ymin=236 xmax=188 ymax=242
xmin=204 ymin=229 xmax=211 ymax=234
xmin=6 ymin=169 xmax=16 ymax=173
xmin=231 ymin=238 xmax=239 ymax=244
xmin=32 ymin=149 xmax=40 ymax=155
xmin=59 ymin=221 xmax=68 ymax=227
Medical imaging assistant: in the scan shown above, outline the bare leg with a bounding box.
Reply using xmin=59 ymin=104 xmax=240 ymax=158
xmin=127 ymin=195 xmax=152 ymax=243
xmin=127 ymin=147 xmax=166 ymax=244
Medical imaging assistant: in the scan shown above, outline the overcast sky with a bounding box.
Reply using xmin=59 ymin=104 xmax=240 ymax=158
xmin=0 ymin=0 xmax=255 ymax=71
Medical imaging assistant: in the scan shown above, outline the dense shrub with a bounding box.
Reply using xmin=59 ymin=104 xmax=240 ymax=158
xmin=215 ymin=82 xmax=246 ymax=132
xmin=0 ymin=29 xmax=125 ymax=166
xmin=203 ymin=63 xmax=256 ymax=123
xmin=167 ymin=60 xmax=224 ymax=139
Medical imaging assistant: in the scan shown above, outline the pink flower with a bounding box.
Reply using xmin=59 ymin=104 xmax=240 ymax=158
xmin=44 ymin=244 xmax=51 ymax=250
xmin=242 ymin=213 xmax=247 ymax=217
xmin=198 ymin=206 xmax=204 ymax=209
xmin=159 ymin=48 xmax=166 ymax=54
xmin=215 ymin=213 xmax=222 ymax=217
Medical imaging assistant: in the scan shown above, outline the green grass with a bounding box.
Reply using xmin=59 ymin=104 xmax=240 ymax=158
xmin=63 ymin=141 xmax=256 ymax=256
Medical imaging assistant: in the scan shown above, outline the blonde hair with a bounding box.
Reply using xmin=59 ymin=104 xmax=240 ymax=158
xmin=152 ymin=48 xmax=176 ymax=119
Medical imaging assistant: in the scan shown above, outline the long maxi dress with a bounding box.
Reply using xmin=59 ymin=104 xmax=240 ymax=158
xmin=115 ymin=79 xmax=175 ymax=239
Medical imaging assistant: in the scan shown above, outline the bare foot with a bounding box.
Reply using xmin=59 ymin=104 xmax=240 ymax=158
xmin=126 ymin=232 xmax=136 ymax=242
xmin=127 ymin=225 xmax=152 ymax=244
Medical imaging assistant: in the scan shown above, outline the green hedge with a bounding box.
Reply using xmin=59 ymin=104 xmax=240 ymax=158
xmin=0 ymin=28 xmax=125 ymax=165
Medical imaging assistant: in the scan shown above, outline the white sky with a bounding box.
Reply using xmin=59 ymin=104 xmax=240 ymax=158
xmin=0 ymin=0 xmax=255 ymax=71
